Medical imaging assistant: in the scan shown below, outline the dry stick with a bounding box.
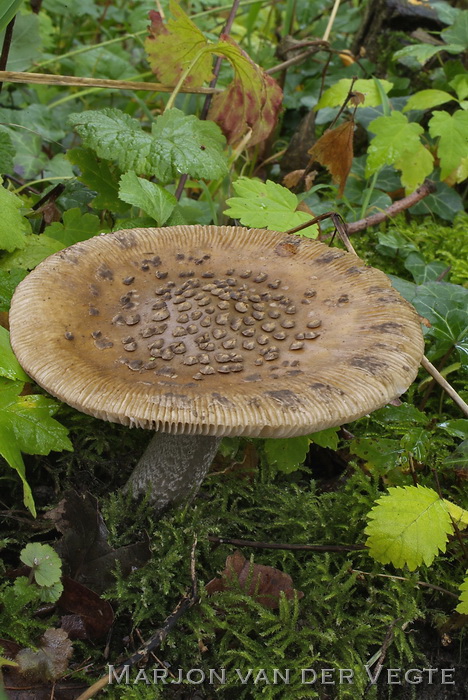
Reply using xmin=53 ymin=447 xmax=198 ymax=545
xmin=322 ymin=0 xmax=342 ymax=42
xmin=208 ymin=535 xmax=366 ymax=552
xmin=75 ymin=538 xmax=199 ymax=700
xmin=0 ymin=70 xmax=222 ymax=95
xmin=421 ymin=356 xmax=468 ymax=417
xmin=363 ymin=618 xmax=406 ymax=695
xmin=0 ymin=18 xmax=16 ymax=94
xmin=350 ymin=569 xmax=459 ymax=599
xmin=346 ymin=180 xmax=437 ymax=234
xmin=174 ymin=0 xmax=242 ymax=200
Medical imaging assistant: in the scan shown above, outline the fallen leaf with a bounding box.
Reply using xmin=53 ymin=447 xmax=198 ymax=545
xmin=44 ymin=491 xmax=150 ymax=593
xmin=308 ymin=120 xmax=355 ymax=196
xmin=58 ymin=577 xmax=114 ymax=639
xmin=206 ymin=550 xmax=303 ymax=609
xmin=15 ymin=629 xmax=72 ymax=681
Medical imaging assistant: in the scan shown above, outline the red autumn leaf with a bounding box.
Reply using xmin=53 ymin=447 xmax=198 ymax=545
xmin=307 ymin=120 xmax=355 ymax=197
xmin=206 ymin=550 xmax=303 ymax=609
xmin=145 ymin=1 xmax=213 ymax=88
xmin=144 ymin=3 xmax=283 ymax=147
xmin=208 ymin=36 xmax=283 ymax=147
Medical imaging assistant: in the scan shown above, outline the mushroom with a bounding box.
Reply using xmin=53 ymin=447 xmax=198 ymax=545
xmin=9 ymin=226 xmax=424 ymax=512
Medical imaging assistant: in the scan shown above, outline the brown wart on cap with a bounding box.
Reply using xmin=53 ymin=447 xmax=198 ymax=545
xmin=9 ymin=226 xmax=424 ymax=513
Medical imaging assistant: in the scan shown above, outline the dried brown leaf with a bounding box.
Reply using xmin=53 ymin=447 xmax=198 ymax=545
xmin=15 ymin=629 xmax=72 ymax=682
xmin=206 ymin=550 xmax=303 ymax=609
xmin=307 ymin=120 xmax=354 ymax=197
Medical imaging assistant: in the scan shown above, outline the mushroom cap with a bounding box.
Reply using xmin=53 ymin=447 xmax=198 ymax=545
xmin=9 ymin=226 xmax=424 ymax=438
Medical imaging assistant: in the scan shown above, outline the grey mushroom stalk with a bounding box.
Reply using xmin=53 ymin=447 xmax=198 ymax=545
xmin=9 ymin=225 xmax=424 ymax=513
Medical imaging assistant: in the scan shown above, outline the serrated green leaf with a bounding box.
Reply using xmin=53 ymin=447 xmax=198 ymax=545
xmin=20 ymin=543 xmax=62 ymax=587
xmin=146 ymin=0 xmax=213 ymax=88
xmin=428 ymin=110 xmax=468 ymax=181
xmin=45 ymin=208 xmax=106 ymax=247
xmin=456 ymin=573 xmax=468 ymax=614
xmin=224 ymin=178 xmax=318 ymax=237
xmin=316 ymin=78 xmax=393 ymax=111
xmin=372 ymin=403 xmax=428 ymax=426
xmin=365 ymin=486 xmax=453 ymax=570
xmin=308 ymin=427 xmax=339 ymax=451
xmin=0 ymin=268 xmax=27 ymax=312
xmin=0 ymin=130 xmax=14 ymax=173
xmin=69 ymin=107 xmax=228 ymax=184
xmin=441 ymin=10 xmax=468 ymax=49
xmin=0 ymin=327 xmax=28 ymax=381
xmin=67 ymin=147 xmax=128 ymax=212
xmin=0 ymin=179 xmax=29 ymax=252
xmin=0 ymin=235 xmax=65 ymax=272
xmin=393 ymin=44 xmax=452 ymax=66
xmin=443 ymin=499 xmax=468 ymax=530
xmin=403 ymin=90 xmax=456 ymax=113
xmin=450 ymin=74 xmax=468 ymax=101
xmin=350 ymin=437 xmax=402 ymax=474
xmin=118 ymin=171 xmax=176 ymax=225
xmin=437 ymin=420 xmax=468 ymax=440
xmin=264 ymin=436 xmax=310 ymax=473
xmin=366 ymin=112 xmax=433 ymax=192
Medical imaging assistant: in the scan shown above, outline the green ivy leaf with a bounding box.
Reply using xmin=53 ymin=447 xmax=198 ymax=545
xmin=457 ymin=573 xmax=468 ymax=614
xmin=0 ymin=179 xmax=30 ymax=252
xmin=67 ymin=147 xmax=128 ymax=212
xmin=0 ymin=130 xmax=14 ymax=173
xmin=118 ymin=171 xmax=176 ymax=225
xmin=403 ymin=89 xmax=456 ymax=112
xmin=366 ymin=112 xmax=433 ymax=192
xmin=264 ymin=436 xmax=310 ymax=473
xmin=316 ymin=78 xmax=393 ymax=110
xmin=428 ymin=110 xmax=468 ymax=181
xmin=0 ymin=268 xmax=27 ymax=312
xmin=45 ymin=208 xmax=106 ymax=247
xmin=400 ymin=428 xmax=431 ymax=462
xmin=0 ymin=327 xmax=28 ymax=381
xmin=20 ymin=543 xmax=62 ymax=587
xmin=224 ymin=178 xmax=318 ymax=237
xmin=437 ymin=420 xmax=468 ymax=441
xmin=350 ymin=437 xmax=403 ymax=474
xmin=69 ymin=107 xmax=228 ymax=184
xmin=365 ymin=486 xmax=454 ymax=570
xmin=403 ymin=252 xmax=448 ymax=284
xmin=0 ymin=235 xmax=64 ymax=272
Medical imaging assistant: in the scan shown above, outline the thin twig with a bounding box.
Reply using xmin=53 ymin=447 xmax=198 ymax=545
xmin=421 ymin=356 xmax=468 ymax=417
xmin=351 ymin=569 xmax=458 ymax=599
xmin=0 ymin=71 xmax=222 ymax=95
xmin=0 ymin=18 xmax=16 ymax=94
xmin=208 ymin=535 xmax=365 ymax=552
xmin=363 ymin=618 xmax=405 ymax=695
xmin=75 ymin=538 xmax=199 ymax=700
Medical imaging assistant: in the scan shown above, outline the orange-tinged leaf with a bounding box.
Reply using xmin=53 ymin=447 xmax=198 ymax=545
xmin=206 ymin=550 xmax=303 ymax=609
xmin=308 ymin=120 xmax=354 ymax=197
xmin=208 ymin=36 xmax=282 ymax=146
xmin=145 ymin=1 xmax=213 ymax=88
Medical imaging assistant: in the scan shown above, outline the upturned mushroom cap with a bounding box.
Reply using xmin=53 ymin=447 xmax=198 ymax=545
xmin=9 ymin=226 xmax=424 ymax=438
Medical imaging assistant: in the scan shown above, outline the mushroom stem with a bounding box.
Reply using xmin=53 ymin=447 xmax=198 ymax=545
xmin=124 ymin=433 xmax=222 ymax=512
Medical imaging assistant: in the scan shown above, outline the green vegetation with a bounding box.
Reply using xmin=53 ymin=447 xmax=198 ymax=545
xmin=0 ymin=0 xmax=467 ymax=697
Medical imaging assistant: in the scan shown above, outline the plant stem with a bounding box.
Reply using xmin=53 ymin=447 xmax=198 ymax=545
xmin=421 ymin=356 xmax=468 ymax=417
xmin=124 ymin=433 xmax=222 ymax=513
xmin=208 ymin=536 xmax=365 ymax=552
xmin=165 ymin=48 xmax=212 ymax=111
xmin=0 ymin=17 xmax=16 ymax=94
xmin=360 ymin=169 xmax=379 ymax=220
